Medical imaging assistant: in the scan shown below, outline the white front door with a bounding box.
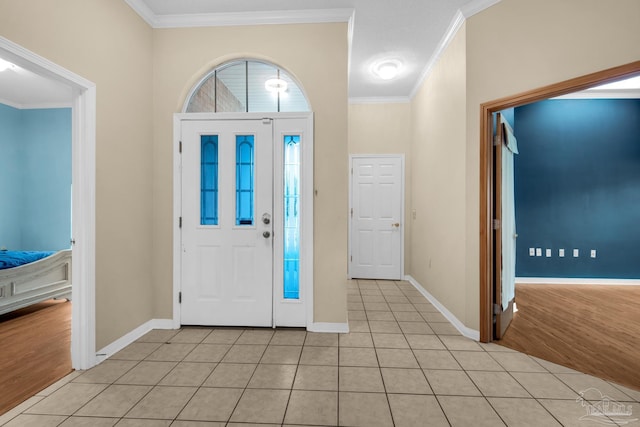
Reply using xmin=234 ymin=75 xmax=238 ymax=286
xmin=181 ymin=119 xmax=273 ymax=326
xmin=350 ymin=155 xmax=404 ymax=280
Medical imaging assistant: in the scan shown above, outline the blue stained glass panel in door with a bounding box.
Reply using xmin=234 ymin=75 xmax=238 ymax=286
xmin=284 ymin=135 xmax=300 ymax=299
xmin=236 ymin=135 xmax=255 ymax=226
xmin=201 ymin=135 xmax=219 ymax=225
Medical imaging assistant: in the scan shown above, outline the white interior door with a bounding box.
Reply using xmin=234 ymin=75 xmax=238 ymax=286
xmin=181 ymin=119 xmax=273 ymax=326
xmin=350 ymin=155 xmax=403 ymax=280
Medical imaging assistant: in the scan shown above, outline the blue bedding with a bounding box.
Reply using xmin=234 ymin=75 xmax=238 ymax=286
xmin=0 ymin=250 xmax=55 ymax=270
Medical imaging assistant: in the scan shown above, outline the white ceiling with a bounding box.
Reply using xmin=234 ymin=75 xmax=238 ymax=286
xmin=128 ymin=0 xmax=496 ymax=101
xmin=0 ymin=63 xmax=72 ymax=109
xmin=1 ymin=0 xmax=638 ymax=108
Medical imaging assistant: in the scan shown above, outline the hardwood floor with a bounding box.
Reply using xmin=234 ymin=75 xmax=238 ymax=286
xmin=498 ymin=283 xmax=640 ymax=391
xmin=0 ymin=299 xmax=72 ymax=415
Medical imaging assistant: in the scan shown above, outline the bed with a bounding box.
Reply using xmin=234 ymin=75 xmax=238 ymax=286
xmin=0 ymin=249 xmax=72 ymax=315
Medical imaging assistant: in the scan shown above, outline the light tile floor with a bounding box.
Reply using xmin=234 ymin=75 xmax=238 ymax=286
xmin=2 ymin=279 xmax=639 ymax=426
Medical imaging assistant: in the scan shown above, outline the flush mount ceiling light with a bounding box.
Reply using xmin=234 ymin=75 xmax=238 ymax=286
xmin=0 ymin=58 xmax=15 ymax=72
xmin=372 ymin=59 xmax=402 ymax=80
xmin=265 ymin=78 xmax=288 ymax=94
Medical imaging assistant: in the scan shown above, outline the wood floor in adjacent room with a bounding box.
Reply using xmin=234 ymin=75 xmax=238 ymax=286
xmin=0 ymin=300 xmax=72 ymax=415
xmin=498 ymin=283 xmax=640 ymax=391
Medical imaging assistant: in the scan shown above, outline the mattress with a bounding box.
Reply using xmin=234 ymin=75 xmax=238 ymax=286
xmin=0 ymin=250 xmax=55 ymax=270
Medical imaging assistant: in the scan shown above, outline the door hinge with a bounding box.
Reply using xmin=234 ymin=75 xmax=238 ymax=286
xmin=493 ymin=134 xmax=501 ymax=146
xmin=179 ymin=140 xmax=182 ymax=153
xmin=493 ymin=303 xmax=501 ymax=315
xmin=351 ymin=167 xmax=353 ymax=175
xmin=350 ymin=255 xmax=352 ymax=262
xmin=493 ymin=219 xmax=500 ymax=230
xmin=179 ymin=217 xmax=182 ymax=228
xmin=179 ymin=292 xmax=182 ymax=304
xmin=350 ymin=208 xmax=353 ymax=218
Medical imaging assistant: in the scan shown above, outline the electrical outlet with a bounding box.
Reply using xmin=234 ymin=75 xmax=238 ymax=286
xmin=559 ymin=249 xmax=565 ymax=257
xmin=529 ymin=247 xmax=535 ymax=256
xmin=591 ymin=249 xmax=596 ymax=258
xmin=573 ymin=249 xmax=579 ymax=257
xmin=545 ymin=249 xmax=551 ymax=257
xmin=536 ymin=248 xmax=542 ymax=257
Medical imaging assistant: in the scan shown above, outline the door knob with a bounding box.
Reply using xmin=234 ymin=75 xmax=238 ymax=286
xmin=262 ymin=213 xmax=271 ymax=224
xmin=263 ymin=231 xmax=271 ymax=238
xmin=392 ymin=223 xmax=400 ymax=228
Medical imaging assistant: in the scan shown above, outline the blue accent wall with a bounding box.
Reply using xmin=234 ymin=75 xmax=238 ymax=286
xmin=0 ymin=104 xmax=72 ymax=251
xmin=514 ymin=99 xmax=640 ymax=278
xmin=0 ymin=104 xmax=23 ymax=249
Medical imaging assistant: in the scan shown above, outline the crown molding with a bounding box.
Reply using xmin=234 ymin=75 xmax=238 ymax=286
xmin=349 ymin=96 xmax=410 ymax=105
xmin=409 ymin=0 xmax=501 ymax=100
xmin=124 ymin=1 xmax=354 ymax=29
xmin=460 ymin=0 xmax=501 ymax=18
xmin=123 ymin=0 xmax=158 ymax=27
xmin=409 ymin=10 xmax=465 ymax=100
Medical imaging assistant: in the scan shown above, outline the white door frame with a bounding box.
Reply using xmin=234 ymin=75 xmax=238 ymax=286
xmin=0 ymin=37 xmax=97 ymax=370
xmin=348 ymin=154 xmax=405 ymax=280
xmin=173 ymin=112 xmax=314 ymax=328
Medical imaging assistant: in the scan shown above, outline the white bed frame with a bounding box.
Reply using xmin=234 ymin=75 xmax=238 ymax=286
xmin=0 ymin=249 xmax=72 ymax=315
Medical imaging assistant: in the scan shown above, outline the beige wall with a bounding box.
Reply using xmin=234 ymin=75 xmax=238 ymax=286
xmin=4 ymin=0 xmax=634 ymax=349
xmin=0 ymin=0 xmax=155 ymax=348
xmin=409 ymin=25 xmax=468 ymax=323
xmin=152 ymin=23 xmax=349 ymax=323
xmin=463 ymin=0 xmax=640 ymax=330
xmin=408 ymin=0 xmax=640 ymax=332
xmin=348 ymin=102 xmax=412 ymax=273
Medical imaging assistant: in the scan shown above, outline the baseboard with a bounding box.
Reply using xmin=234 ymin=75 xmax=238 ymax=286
xmin=516 ymin=277 xmax=640 ymax=286
xmin=404 ymin=275 xmax=480 ymax=341
xmin=95 ymin=318 xmax=175 ymax=364
xmin=308 ymin=322 xmax=349 ymax=333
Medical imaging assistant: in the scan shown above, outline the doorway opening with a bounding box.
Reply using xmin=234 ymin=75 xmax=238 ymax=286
xmin=0 ymin=37 xmax=97 ymax=373
xmin=480 ymin=60 xmax=640 ymax=343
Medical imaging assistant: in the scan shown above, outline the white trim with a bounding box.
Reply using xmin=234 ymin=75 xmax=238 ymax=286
xmin=70 ymin=86 xmax=97 ymax=370
xmin=123 ymin=0 xmax=158 ymax=27
xmin=516 ymin=277 xmax=640 ymax=286
xmin=302 ymin=115 xmax=315 ymax=331
xmin=409 ymin=10 xmax=465 ymax=100
xmin=95 ymin=319 xmax=175 ymax=364
xmin=460 ymin=0 xmax=502 ymax=18
xmin=0 ymin=98 xmax=72 ymax=110
xmin=173 ymin=112 xmax=314 ymax=330
xmin=409 ymin=0 xmax=501 ymax=100
xmin=308 ymin=322 xmax=349 ymax=334
xmin=155 ymin=9 xmax=353 ymax=28
xmin=346 ymin=9 xmax=356 ymax=81
xmin=348 ymin=96 xmax=410 ymax=105
xmin=172 ymin=115 xmax=182 ymax=330
xmin=348 ymin=154 xmax=405 ymax=280
xmin=124 ymin=2 xmax=354 ymax=29
xmin=405 ymin=275 xmax=480 ymax=341
xmin=0 ymin=36 xmax=97 ymax=370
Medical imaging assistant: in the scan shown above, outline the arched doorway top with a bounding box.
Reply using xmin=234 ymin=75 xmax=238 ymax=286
xmin=183 ymin=59 xmax=310 ymax=113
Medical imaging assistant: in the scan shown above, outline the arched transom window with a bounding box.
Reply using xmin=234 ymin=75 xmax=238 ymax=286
xmin=185 ymin=60 xmax=310 ymax=113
